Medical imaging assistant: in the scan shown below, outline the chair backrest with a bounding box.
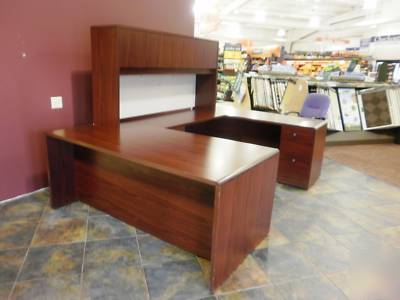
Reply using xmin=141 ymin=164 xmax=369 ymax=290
xmin=300 ymin=93 xmax=330 ymax=119
xmin=281 ymin=79 xmax=308 ymax=114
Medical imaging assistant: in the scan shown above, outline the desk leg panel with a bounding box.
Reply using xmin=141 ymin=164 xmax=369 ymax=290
xmin=46 ymin=137 xmax=76 ymax=208
xmin=309 ymin=125 xmax=327 ymax=187
xmin=210 ymin=154 xmax=279 ymax=290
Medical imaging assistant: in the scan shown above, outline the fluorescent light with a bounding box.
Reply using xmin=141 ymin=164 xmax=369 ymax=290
xmin=363 ymin=0 xmax=378 ymax=10
xmin=356 ymin=17 xmax=387 ymax=26
xmin=255 ymin=11 xmax=266 ymax=23
xmin=226 ymin=22 xmax=242 ymax=38
xmin=309 ymin=16 xmax=321 ymax=27
xmin=193 ymin=0 xmax=216 ymax=16
xmin=277 ymin=29 xmax=286 ymax=37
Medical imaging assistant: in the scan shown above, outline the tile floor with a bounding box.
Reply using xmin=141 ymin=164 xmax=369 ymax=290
xmin=1 ymin=158 xmax=400 ymax=299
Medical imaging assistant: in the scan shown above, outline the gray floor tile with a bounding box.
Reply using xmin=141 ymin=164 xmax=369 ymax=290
xmin=82 ymin=265 xmax=148 ymax=300
xmin=18 ymin=243 xmax=84 ymax=281
xmin=252 ymin=244 xmax=318 ymax=285
xmin=0 ymin=248 xmax=27 ymax=284
xmin=276 ymin=276 xmax=347 ymax=300
xmin=87 ymin=215 xmax=136 ymax=241
xmin=0 ymin=282 xmax=13 ymax=300
xmin=10 ymin=274 xmax=81 ymax=300
xmin=218 ymin=285 xmax=283 ymax=300
xmin=84 ymin=237 xmax=140 ymax=271
xmin=138 ymin=235 xmax=194 ymax=266
xmin=145 ymin=259 xmax=210 ymax=300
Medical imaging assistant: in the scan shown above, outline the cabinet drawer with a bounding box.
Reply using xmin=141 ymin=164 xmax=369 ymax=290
xmin=281 ymin=125 xmax=314 ymax=146
xmin=278 ymin=152 xmax=311 ymax=188
xmin=279 ymin=145 xmax=313 ymax=163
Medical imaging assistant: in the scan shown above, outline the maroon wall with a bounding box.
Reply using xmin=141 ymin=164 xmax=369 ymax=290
xmin=0 ymin=0 xmax=194 ymax=201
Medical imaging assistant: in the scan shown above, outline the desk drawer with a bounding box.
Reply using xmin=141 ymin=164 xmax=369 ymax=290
xmin=281 ymin=125 xmax=314 ymax=146
xmin=278 ymin=152 xmax=311 ymax=188
xmin=280 ymin=143 xmax=313 ymax=163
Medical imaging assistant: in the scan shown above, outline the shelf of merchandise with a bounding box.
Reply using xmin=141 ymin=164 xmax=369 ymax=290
xmin=245 ymin=73 xmax=400 ymax=144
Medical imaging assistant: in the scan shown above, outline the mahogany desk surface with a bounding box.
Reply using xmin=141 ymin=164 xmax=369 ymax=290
xmin=48 ymin=104 xmax=325 ymax=186
xmin=48 ymin=106 xmax=280 ymax=184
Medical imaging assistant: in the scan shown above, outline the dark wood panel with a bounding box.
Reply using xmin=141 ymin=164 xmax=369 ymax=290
xmin=184 ymin=116 xmax=281 ymax=148
xmin=196 ymin=72 xmax=218 ymax=108
xmin=277 ymin=152 xmax=311 ymax=189
xmin=118 ymin=26 xmax=218 ymax=69
xmin=280 ymin=125 xmax=314 ymax=145
xmin=74 ymin=146 xmax=215 ymax=259
xmin=46 ymin=137 xmax=76 ymax=208
xmin=210 ymin=154 xmax=279 ymax=290
xmin=91 ymin=26 xmax=120 ymax=127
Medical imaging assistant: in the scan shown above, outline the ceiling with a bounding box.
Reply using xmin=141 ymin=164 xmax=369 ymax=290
xmin=194 ymin=0 xmax=400 ymax=51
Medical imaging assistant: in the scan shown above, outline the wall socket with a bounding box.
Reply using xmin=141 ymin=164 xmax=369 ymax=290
xmin=50 ymin=96 xmax=63 ymax=109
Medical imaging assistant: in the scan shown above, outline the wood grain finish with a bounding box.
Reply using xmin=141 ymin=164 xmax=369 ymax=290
xmin=46 ymin=103 xmax=326 ymax=289
xmin=210 ymin=155 xmax=279 ymax=289
xmin=279 ymin=125 xmax=327 ymax=188
xmin=46 ymin=114 xmax=279 ymax=290
xmin=180 ymin=110 xmax=327 ymax=189
xmin=91 ymin=26 xmax=120 ymax=127
xmin=91 ymin=25 xmax=219 ymax=126
xmin=46 ymin=137 xmax=76 ymax=208
xmin=74 ymin=146 xmax=214 ymax=258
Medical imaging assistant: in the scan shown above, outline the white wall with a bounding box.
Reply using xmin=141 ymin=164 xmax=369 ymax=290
xmin=119 ymin=74 xmax=196 ymax=119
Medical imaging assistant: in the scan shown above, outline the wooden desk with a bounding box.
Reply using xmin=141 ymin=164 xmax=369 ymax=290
xmin=46 ymin=104 xmax=326 ymax=290
xmin=47 ymin=105 xmax=281 ymax=290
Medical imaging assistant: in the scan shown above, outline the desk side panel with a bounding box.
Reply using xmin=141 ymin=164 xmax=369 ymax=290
xmin=210 ymin=154 xmax=279 ymax=290
xmin=47 ymin=137 xmax=76 ymax=208
xmin=74 ymin=146 xmax=214 ymax=259
xmin=91 ymin=27 xmax=120 ymax=127
xmin=308 ymin=125 xmax=327 ymax=187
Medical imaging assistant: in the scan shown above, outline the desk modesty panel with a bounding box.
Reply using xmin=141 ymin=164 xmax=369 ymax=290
xmin=46 ymin=111 xmax=279 ymax=290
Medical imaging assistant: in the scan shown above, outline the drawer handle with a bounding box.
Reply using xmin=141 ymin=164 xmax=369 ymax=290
xmin=292 ymin=132 xmax=297 ymax=137
xmin=291 ymin=158 xmax=296 ymax=163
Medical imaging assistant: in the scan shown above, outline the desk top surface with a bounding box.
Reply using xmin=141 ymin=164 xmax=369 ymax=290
xmin=48 ymin=104 xmax=325 ymax=185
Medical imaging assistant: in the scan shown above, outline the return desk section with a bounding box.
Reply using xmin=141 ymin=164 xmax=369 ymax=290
xmin=130 ymin=105 xmax=328 ymax=189
xmin=46 ymin=121 xmax=279 ymax=290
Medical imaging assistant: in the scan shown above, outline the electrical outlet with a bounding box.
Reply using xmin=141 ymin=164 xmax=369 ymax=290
xmin=50 ymin=96 xmax=63 ymax=109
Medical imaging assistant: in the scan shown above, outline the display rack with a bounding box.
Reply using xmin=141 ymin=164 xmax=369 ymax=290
xmin=246 ymin=74 xmax=400 ymax=143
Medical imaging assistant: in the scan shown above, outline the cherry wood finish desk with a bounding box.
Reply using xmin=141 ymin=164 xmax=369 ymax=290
xmin=46 ymin=105 xmax=280 ymax=290
xmin=46 ymin=26 xmax=326 ymax=290
xmin=46 ymin=104 xmax=325 ymax=290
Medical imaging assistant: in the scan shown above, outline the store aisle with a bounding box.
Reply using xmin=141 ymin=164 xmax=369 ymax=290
xmin=325 ymin=144 xmax=400 ymax=187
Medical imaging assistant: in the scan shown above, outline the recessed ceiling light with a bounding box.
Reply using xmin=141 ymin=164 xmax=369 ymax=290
xmin=255 ymin=11 xmax=266 ymax=23
xmin=277 ymin=29 xmax=286 ymax=37
xmin=192 ymin=0 xmax=216 ymax=16
xmin=363 ymin=0 xmax=378 ymax=10
xmin=226 ymin=22 xmax=242 ymax=38
xmin=309 ymin=16 xmax=321 ymax=27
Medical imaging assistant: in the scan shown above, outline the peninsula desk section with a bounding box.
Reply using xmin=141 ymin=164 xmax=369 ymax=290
xmin=46 ymin=109 xmax=280 ymax=291
xmin=131 ymin=105 xmax=327 ymax=189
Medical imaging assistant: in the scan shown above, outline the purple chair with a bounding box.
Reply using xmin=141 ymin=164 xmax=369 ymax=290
xmin=299 ymin=93 xmax=330 ymax=119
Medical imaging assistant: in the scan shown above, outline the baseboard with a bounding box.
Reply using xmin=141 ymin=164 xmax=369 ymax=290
xmin=0 ymin=187 xmax=48 ymax=204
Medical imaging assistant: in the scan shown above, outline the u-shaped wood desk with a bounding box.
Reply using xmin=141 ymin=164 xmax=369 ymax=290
xmin=46 ymin=104 xmax=326 ymax=290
